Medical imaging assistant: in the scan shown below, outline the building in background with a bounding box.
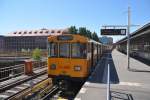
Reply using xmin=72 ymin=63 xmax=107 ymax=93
xmin=1 ymin=28 xmax=68 ymax=52
xmin=0 ymin=36 xmax=5 ymax=52
xmin=99 ymin=36 xmax=113 ymax=44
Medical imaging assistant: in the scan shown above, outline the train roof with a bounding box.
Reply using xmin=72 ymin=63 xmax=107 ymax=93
xmin=88 ymin=39 xmax=103 ymax=45
xmin=48 ymin=34 xmax=103 ymax=44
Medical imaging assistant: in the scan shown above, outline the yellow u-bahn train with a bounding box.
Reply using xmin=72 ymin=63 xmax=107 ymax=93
xmin=47 ymin=34 xmax=110 ymax=84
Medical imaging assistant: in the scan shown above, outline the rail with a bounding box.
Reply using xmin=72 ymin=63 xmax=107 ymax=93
xmin=0 ymin=69 xmax=46 ymax=92
xmin=1 ymin=75 xmax=48 ymax=100
xmin=107 ymin=64 xmax=110 ymax=100
xmin=41 ymin=85 xmax=59 ymax=100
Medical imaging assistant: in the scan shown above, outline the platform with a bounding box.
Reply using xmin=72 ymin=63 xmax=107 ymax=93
xmin=75 ymin=50 xmax=150 ymax=100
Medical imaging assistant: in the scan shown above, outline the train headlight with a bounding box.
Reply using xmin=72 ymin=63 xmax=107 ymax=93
xmin=50 ymin=64 xmax=56 ymax=70
xmin=74 ymin=66 xmax=81 ymax=71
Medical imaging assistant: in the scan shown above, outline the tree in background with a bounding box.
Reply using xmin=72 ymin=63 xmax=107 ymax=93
xmin=78 ymin=27 xmax=87 ymax=36
xmin=68 ymin=26 xmax=78 ymax=34
xmin=68 ymin=26 xmax=100 ymax=42
xmin=92 ymin=32 xmax=100 ymax=42
xmin=32 ymin=48 xmax=41 ymax=61
xmin=86 ymin=30 xmax=92 ymax=39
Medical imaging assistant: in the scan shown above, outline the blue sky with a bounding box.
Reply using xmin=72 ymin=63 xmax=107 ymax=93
xmin=0 ymin=0 xmax=150 ymax=42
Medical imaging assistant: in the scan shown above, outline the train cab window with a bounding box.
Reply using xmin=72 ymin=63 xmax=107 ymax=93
xmin=48 ymin=43 xmax=58 ymax=57
xmin=71 ymin=43 xmax=87 ymax=58
xmin=59 ymin=43 xmax=70 ymax=58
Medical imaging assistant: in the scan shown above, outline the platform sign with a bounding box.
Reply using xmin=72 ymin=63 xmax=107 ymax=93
xmin=101 ymin=29 xmax=126 ymax=35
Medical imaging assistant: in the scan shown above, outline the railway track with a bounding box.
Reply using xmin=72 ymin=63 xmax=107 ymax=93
xmin=41 ymin=82 xmax=82 ymax=100
xmin=0 ymin=67 xmax=46 ymax=92
xmin=0 ymin=78 xmax=83 ymax=100
xmin=0 ymin=74 xmax=50 ymax=100
xmin=41 ymin=85 xmax=60 ymax=100
xmin=0 ymin=68 xmax=82 ymax=100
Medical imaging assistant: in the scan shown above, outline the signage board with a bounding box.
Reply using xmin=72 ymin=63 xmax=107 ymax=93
xmin=101 ymin=29 xmax=126 ymax=35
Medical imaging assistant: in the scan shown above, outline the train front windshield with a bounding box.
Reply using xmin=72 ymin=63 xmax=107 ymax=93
xmin=48 ymin=42 xmax=87 ymax=58
xmin=48 ymin=43 xmax=58 ymax=57
xmin=59 ymin=43 xmax=70 ymax=58
xmin=71 ymin=43 xmax=86 ymax=58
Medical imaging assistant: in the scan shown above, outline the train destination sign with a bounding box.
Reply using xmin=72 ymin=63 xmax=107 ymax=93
xmin=101 ymin=29 xmax=126 ymax=35
xmin=57 ymin=35 xmax=73 ymax=41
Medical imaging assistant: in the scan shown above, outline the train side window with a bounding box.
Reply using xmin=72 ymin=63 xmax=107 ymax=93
xmin=59 ymin=43 xmax=70 ymax=58
xmin=87 ymin=43 xmax=91 ymax=53
xmin=49 ymin=43 xmax=58 ymax=57
xmin=98 ymin=45 xmax=100 ymax=55
xmin=94 ymin=44 xmax=97 ymax=54
xmin=71 ymin=43 xmax=87 ymax=58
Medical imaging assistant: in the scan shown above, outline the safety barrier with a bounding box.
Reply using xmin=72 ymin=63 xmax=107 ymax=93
xmin=0 ymin=64 xmax=25 ymax=81
xmin=0 ymin=61 xmax=46 ymax=82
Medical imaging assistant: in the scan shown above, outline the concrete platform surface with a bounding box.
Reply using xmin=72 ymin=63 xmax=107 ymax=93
xmin=75 ymin=50 xmax=150 ymax=100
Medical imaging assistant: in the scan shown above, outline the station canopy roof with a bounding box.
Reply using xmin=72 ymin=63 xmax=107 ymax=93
xmin=117 ymin=22 xmax=150 ymax=43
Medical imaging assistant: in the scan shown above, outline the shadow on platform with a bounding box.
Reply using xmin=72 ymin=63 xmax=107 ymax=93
xmin=88 ymin=52 xmax=119 ymax=84
xmin=128 ymin=68 xmax=150 ymax=73
xmin=111 ymin=91 xmax=133 ymax=100
xmin=119 ymin=51 xmax=150 ymax=66
xmin=108 ymin=54 xmax=119 ymax=84
xmin=131 ymin=55 xmax=150 ymax=66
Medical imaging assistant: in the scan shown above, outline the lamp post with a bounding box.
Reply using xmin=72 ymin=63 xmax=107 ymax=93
xmin=127 ymin=6 xmax=131 ymax=70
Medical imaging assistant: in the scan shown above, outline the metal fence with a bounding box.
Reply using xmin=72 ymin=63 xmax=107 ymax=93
xmin=0 ymin=61 xmax=47 ymax=82
xmin=0 ymin=64 xmax=25 ymax=81
xmin=32 ymin=61 xmax=47 ymax=70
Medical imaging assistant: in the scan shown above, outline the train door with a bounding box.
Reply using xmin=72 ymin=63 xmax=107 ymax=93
xmin=93 ymin=43 xmax=97 ymax=66
xmin=87 ymin=43 xmax=91 ymax=74
xmin=98 ymin=45 xmax=100 ymax=60
xmin=97 ymin=44 xmax=99 ymax=62
xmin=91 ymin=42 xmax=94 ymax=67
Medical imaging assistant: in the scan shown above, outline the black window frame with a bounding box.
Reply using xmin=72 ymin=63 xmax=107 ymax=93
xmin=71 ymin=43 xmax=87 ymax=59
xmin=48 ymin=42 xmax=58 ymax=58
xmin=59 ymin=43 xmax=70 ymax=58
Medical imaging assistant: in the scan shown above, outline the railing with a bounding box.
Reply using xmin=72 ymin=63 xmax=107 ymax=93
xmin=0 ymin=61 xmax=47 ymax=82
xmin=0 ymin=64 xmax=25 ymax=81
xmin=107 ymin=64 xmax=110 ymax=100
xmin=32 ymin=61 xmax=47 ymax=70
